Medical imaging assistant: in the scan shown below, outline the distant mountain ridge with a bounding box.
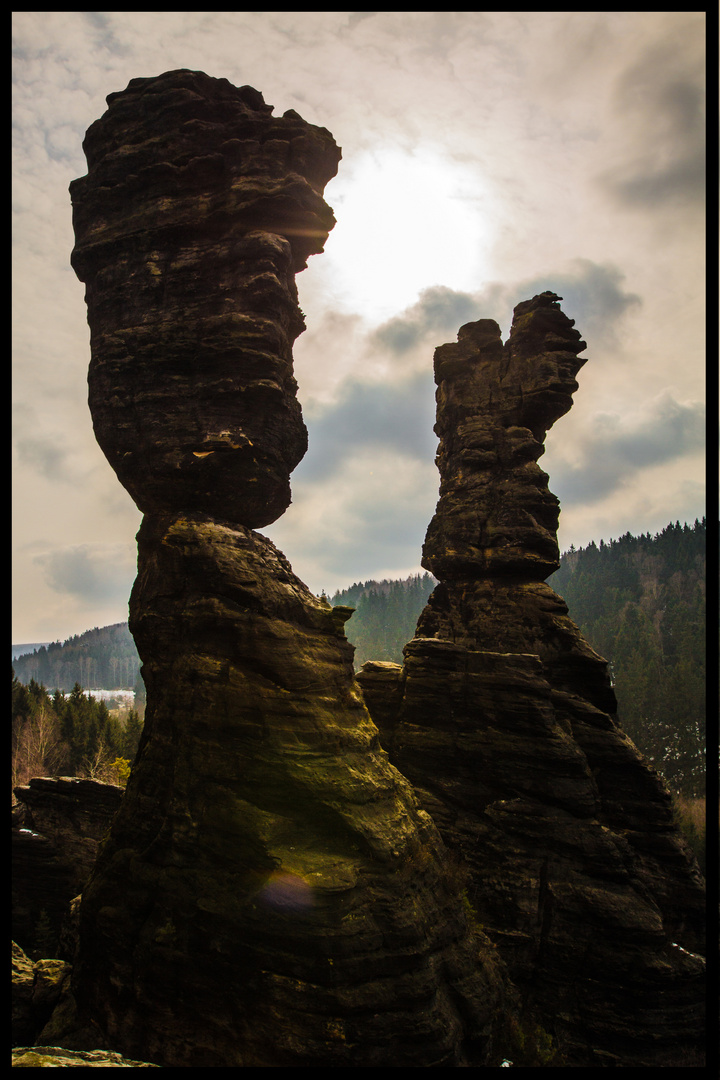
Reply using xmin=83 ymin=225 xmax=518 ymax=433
xmin=12 ymin=642 xmax=51 ymax=660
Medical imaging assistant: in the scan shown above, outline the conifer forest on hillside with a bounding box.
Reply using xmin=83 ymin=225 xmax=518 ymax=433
xmin=13 ymin=519 xmax=705 ymax=799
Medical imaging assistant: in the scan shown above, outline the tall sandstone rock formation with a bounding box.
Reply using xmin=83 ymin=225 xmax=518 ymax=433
xmin=358 ymin=294 xmax=706 ymax=1066
xmin=68 ymin=70 xmax=508 ymax=1067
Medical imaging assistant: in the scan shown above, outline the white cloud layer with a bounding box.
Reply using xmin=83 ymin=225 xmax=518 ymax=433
xmin=12 ymin=11 xmax=706 ymax=641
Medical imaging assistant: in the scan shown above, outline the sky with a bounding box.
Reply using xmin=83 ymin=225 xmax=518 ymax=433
xmin=12 ymin=11 xmax=707 ymax=644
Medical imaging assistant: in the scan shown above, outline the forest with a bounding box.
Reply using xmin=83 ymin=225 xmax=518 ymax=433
xmin=12 ymin=519 xmax=706 ymax=802
xmin=11 ymin=676 xmax=143 ymax=791
xmin=549 ymin=518 xmax=706 ymax=798
xmin=329 ymin=572 xmax=437 ymax=667
xmin=12 ymin=622 xmax=141 ymax=692
xmin=334 ymin=520 xmax=706 ymax=800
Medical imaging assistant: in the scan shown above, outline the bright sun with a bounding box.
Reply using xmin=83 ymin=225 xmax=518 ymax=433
xmin=321 ymin=147 xmax=492 ymax=324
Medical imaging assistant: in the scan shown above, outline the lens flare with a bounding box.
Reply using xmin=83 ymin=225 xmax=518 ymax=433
xmin=258 ymin=871 xmax=314 ymax=912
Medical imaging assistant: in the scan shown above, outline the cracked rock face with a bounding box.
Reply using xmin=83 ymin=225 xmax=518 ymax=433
xmin=70 ymin=68 xmax=340 ymax=528
xmin=359 ymin=294 xmax=706 ymax=1067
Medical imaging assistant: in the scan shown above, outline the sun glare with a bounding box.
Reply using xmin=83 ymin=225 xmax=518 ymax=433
xmin=322 ymin=148 xmax=492 ymax=323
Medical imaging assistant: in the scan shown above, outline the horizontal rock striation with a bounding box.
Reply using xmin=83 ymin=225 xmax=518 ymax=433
xmin=14 ymin=777 xmax=124 ymax=897
xmin=69 ymin=70 xmax=510 ymax=1067
xmin=358 ymin=294 xmax=706 ymax=1066
xmin=421 ymin=297 xmax=587 ymax=582
xmin=70 ymin=68 xmax=341 ymax=529
xmin=74 ymin=513 xmax=507 ymax=1066
xmin=12 ymin=778 xmax=123 ymax=959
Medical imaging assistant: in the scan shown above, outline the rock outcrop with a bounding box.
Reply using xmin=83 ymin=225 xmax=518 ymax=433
xmin=13 ymin=942 xmax=71 ymax=1048
xmin=12 ymin=1047 xmax=160 ymax=1067
xmin=68 ymin=70 xmax=509 ymax=1067
xmin=358 ymin=294 xmax=706 ymax=1066
xmin=12 ymin=778 xmax=123 ymax=958
xmin=14 ymin=778 xmax=124 ymax=897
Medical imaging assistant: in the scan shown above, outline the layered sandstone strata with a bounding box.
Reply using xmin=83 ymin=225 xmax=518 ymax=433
xmin=68 ymin=70 xmax=508 ymax=1067
xmin=359 ymin=294 xmax=706 ymax=1066
xmin=70 ymin=68 xmax=340 ymax=528
xmin=12 ymin=778 xmax=123 ymax=958
xmin=74 ymin=514 xmax=507 ymax=1066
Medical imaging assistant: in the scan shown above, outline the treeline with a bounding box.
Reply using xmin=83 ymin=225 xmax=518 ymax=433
xmin=13 ymin=623 xmax=142 ymax=695
xmin=330 ymin=573 xmax=436 ymax=669
xmin=13 ymin=519 xmax=704 ymax=798
xmin=549 ymin=518 xmax=706 ymax=797
xmin=331 ymin=520 xmax=705 ymax=798
xmin=12 ymin=675 xmax=143 ymax=792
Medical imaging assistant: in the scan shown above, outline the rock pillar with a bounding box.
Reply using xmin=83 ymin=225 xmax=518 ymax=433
xmin=359 ymin=294 xmax=706 ymax=1066
xmin=70 ymin=68 xmax=341 ymax=528
xmin=69 ymin=70 xmax=507 ymax=1067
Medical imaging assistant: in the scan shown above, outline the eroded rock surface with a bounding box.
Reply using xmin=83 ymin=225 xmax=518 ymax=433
xmin=69 ymin=70 xmax=509 ymax=1067
xmin=14 ymin=778 xmax=124 ymax=896
xmin=12 ymin=778 xmax=123 ymax=958
xmin=12 ymin=1047 xmax=160 ymax=1067
xmin=358 ymin=294 xmax=706 ymax=1067
xmin=75 ymin=514 xmax=507 ymax=1065
xmin=70 ymin=68 xmax=340 ymax=529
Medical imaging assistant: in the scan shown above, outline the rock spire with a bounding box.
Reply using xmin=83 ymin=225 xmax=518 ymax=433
xmin=359 ymin=294 xmax=706 ymax=1067
xmin=422 ymin=291 xmax=587 ymax=581
xmin=68 ymin=70 xmax=508 ymax=1067
xmin=70 ymin=68 xmax=340 ymax=529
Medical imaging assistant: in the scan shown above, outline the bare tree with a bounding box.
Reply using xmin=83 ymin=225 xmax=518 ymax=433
xmin=12 ymin=702 xmax=65 ymax=790
xmin=79 ymin=736 xmax=121 ymax=783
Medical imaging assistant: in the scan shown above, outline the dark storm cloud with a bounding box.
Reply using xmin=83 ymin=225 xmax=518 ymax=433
xmin=551 ymin=394 xmax=705 ymax=508
xmin=298 ymin=369 xmax=438 ymax=483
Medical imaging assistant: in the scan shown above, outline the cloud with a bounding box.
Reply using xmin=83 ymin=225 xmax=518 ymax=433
xmin=11 ymin=11 xmax=705 ymax=641
xmin=345 ymin=12 xmax=379 ymax=32
xmin=297 ymin=370 xmax=438 ymax=485
xmin=369 ymin=286 xmax=482 ymax=355
xmin=292 ymin=307 xmax=367 ymax=407
xmin=556 ymin=467 xmax=705 ymax=559
xmin=266 ymin=448 xmax=438 ymax=593
xmin=15 ymin=435 xmax=76 ymax=484
xmin=598 ymin=26 xmax=706 ymax=212
xmin=34 ymin=543 xmax=136 ymax=606
xmin=370 ymin=260 xmax=641 ymax=355
xmin=551 ymin=392 xmax=705 ymax=508
xmin=507 ymin=261 xmax=642 ymax=348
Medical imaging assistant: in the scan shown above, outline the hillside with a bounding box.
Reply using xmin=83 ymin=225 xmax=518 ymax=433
xmin=549 ymin=518 xmax=706 ymax=796
xmin=13 ymin=520 xmax=705 ymax=796
xmin=12 ymin=623 xmax=141 ymax=693
xmin=331 ymin=572 xmax=436 ymax=668
xmin=333 ymin=520 xmax=706 ymax=796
